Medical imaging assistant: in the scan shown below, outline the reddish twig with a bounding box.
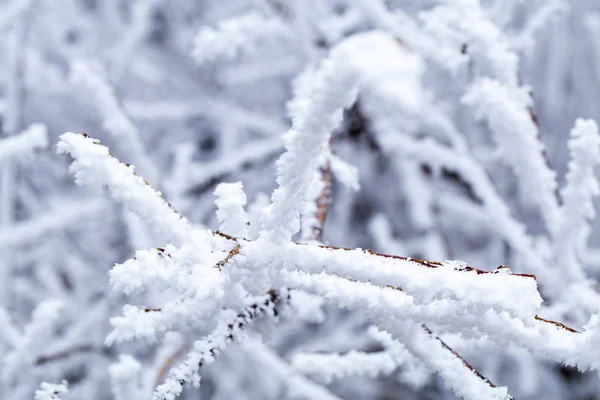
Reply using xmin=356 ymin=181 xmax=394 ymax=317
xmin=311 ymin=162 xmax=332 ymax=242
xmin=535 ymin=315 xmax=579 ymax=333
xmin=422 ymin=325 xmax=512 ymax=398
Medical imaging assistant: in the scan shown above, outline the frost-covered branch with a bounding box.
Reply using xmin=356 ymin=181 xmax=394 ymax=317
xmin=554 ymin=119 xmax=600 ymax=282
xmin=261 ymin=31 xmax=415 ymax=243
xmin=57 ymin=133 xmax=190 ymax=244
xmin=153 ymin=290 xmax=286 ymax=400
xmin=462 ymin=78 xmax=561 ymax=236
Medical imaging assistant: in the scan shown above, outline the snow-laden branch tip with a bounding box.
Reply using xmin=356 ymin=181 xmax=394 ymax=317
xmin=153 ymin=290 xmax=286 ymax=400
xmin=57 ymin=132 xmax=190 ymax=244
xmin=106 ymin=237 xmax=229 ymax=344
xmin=462 ymin=78 xmax=560 ymax=237
xmin=261 ymin=31 xmax=422 ymax=243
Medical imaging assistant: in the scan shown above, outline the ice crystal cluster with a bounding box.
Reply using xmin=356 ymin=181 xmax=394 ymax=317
xmin=4 ymin=1 xmax=600 ymax=399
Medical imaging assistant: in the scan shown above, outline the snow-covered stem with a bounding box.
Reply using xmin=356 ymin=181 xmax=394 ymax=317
xmin=214 ymin=182 xmax=249 ymax=238
xmin=109 ymin=0 xmax=163 ymax=80
xmin=261 ymin=31 xmax=413 ymax=242
xmin=462 ymin=79 xmax=560 ymax=236
xmin=292 ymin=325 xmax=511 ymax=399
xmin=147 ymin=333 xmax=186 ymax=392
xmin=153 ymin=290 xmax=286 ymax=400
xmin=57 ymin=133 xmax=190 ymax=244
xmin=292 ymin=326 xmax=421 ymax=384
xmin=269 ymin=242 xmax=541 ymax=319
xmin=56 ymin=129 xmax=593 ymax=400
xmin=0 ymin=307 xmax=20 ymax=348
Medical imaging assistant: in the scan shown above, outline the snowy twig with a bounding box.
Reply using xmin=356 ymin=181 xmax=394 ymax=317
xmin=57 ymin=133 xmax=190 ymax=244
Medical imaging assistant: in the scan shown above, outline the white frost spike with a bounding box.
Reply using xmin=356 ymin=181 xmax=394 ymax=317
xmin=0 ymin=123 xmax=47 ymax=164
xmin=261 ymin=31 xmax=422 ymax=242
xmin=214 ymin=182 xmax=249 ymax=237
xmin=34 ymin=380 xmax=69 ymax=400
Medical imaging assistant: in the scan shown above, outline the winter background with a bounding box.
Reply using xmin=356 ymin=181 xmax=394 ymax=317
xmin=3 ymin=0 xmax=600 ymax=399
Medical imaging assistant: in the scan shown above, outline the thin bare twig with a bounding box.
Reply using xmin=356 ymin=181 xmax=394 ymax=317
xmin=35 ymin=344 xmax=109 ymax=365
xmin=87 ymin=132 xmax=575 ymax=395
